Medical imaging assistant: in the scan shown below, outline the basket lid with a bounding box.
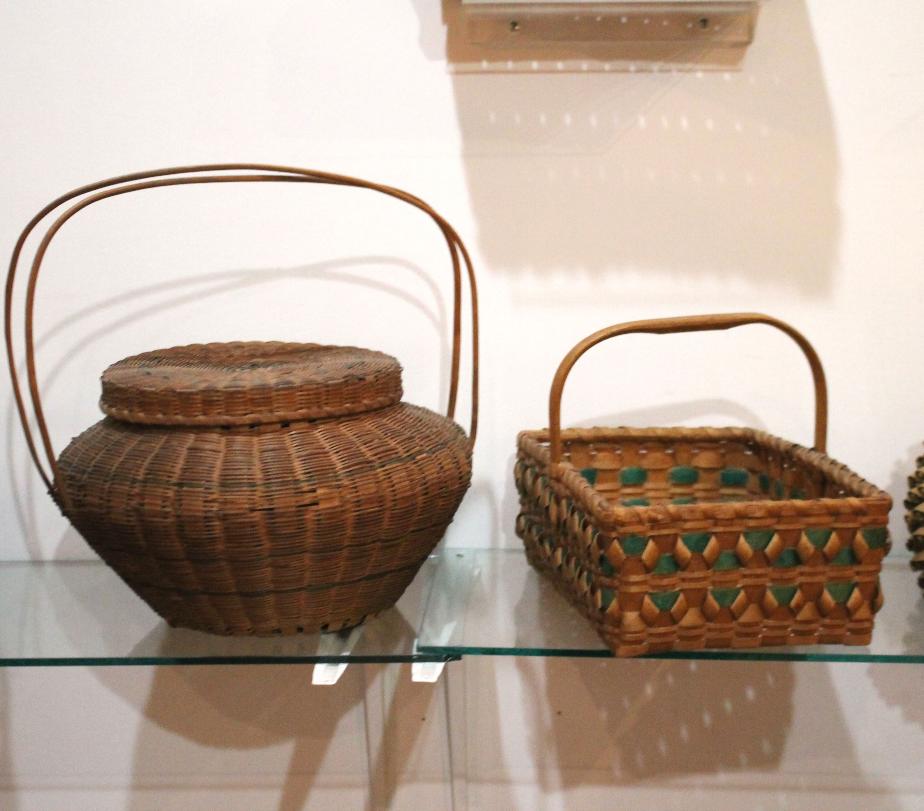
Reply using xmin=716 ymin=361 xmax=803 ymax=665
xmin=100 ymin=341 xmax=403 ymax=426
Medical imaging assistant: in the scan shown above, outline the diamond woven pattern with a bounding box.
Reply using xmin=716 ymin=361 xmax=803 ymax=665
xmin=515 ymin=427 xmax=891 ymax=657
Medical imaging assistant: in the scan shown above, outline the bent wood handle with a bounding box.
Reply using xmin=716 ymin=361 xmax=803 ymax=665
xmin=4 ymin=164 xmax=479 ymax=496
xmin=548 ymin=312 xmax=828 ymax=465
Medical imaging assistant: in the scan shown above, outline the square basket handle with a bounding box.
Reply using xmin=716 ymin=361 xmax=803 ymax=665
xmin=548 ymin=313 xmax=828 ymax=465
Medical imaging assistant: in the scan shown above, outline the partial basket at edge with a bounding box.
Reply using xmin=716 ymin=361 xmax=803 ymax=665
xmin=514 ymin=314 xmax=892 ymax=657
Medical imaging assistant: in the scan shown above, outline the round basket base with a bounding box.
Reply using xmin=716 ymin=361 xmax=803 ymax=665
xmin=131 ymin=560 xmax=423 ymax=636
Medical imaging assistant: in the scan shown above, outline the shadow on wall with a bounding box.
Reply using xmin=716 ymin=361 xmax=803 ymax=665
xmin=870 ymin=597 xmax=924 ymax=731
xmin=528 ymin=659 xmax=797 ymax=784
xmin=44 ymin=526 xmax=443 ymax=811
xmin=0 ymin=671 xmax=20 ymax=811
xmin=5 ymin=257 xmax=451 ymax=558
xmin=109 ymin=663 xmax=442 ymax=811
xmin=124 ymin=665 xmax=366 ymax=811
xmin=884 ymin=440 xmax=919 ymax=550
xmin=508 ymin=551 xmax=798 ymax=783
xmin=518 ymin=656 xmax=878 ymax=800
xmin=512 ymin=595 xmax=879 ymax=799
xmin=411 ymin=0 xmax=838 ymax=295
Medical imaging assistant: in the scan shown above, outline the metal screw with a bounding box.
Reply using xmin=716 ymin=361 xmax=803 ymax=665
xmin=699 ymin=17 xmax=710 ymax=29
xmin=510 ymin=20 xmax=520 ymax=32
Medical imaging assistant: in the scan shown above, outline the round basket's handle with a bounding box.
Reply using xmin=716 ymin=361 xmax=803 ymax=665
xmin=5 ymin=164 xmax=479 ymax=497
xmin=548 ymin=312 xmax=828 ymax=465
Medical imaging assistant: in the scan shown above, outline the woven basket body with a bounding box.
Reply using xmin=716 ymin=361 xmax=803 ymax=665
xmin=55 ymin=342 xmax=471 ymax=635
xmin=6 ymin=165 xmax=479 ymax=636
xmin=516 ymin=315 xmax=892 ymax=657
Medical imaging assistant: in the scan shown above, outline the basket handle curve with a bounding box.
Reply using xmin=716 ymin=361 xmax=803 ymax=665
xmin=5 ymin=164 xmax=479 ymax=496
xmin=548 ymin=312 xmax=828 ymax=466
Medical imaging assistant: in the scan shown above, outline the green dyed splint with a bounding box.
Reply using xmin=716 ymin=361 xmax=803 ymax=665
xmin=620 ymin=535 xmax=648 ymax=555
xmin=620 ymin=466 xmax=647 ymax=486
xmin=579 ymin=467 xmax=598 ymax=485
xmin=650 ymin=591 xmax=680 ymax=611
xmin=669 ymin=466 xmax=699 ymax=485
xmin=682 ymin=532 xmax=712 ymax=553
xmin=720 ymin=467 xmax=750 ymax=487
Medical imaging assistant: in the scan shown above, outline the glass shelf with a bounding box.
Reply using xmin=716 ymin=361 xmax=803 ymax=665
xmin=0 ymin=556 xmax=455 ymax=667
xmin=3 ymin=548 xmax=922 ymax=667
xmin=418 ymin=550 xmax=924 ymax=663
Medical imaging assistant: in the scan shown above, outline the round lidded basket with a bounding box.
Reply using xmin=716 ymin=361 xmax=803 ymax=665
xmin=6 ymin=164 xmax=478 ymax=636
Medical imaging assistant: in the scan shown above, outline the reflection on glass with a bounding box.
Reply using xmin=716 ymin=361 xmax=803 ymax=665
xmin=419 ymin=550 xmax=924 ymax=662
xmin=0 ymin=556 xmax=453 ymax=665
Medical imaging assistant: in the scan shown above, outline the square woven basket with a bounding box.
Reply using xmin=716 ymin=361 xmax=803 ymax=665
xmin=514 ymin=314 xmax=892 ymax=657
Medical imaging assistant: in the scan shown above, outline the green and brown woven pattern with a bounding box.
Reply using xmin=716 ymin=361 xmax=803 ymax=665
xmin=516 ymin=428 xmax=891 ymax=657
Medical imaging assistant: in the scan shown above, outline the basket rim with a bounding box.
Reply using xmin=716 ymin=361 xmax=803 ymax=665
xmin=517 ymin=426 xmax=892 ymax=531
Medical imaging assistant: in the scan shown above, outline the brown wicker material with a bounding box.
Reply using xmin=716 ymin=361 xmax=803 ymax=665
xmin=6 ymin=164 xmax=479 ymax=635
xmin=515 ymin=314 xmax=892 ymax=657
xmin=904 ymin=448 xmax=924 ymax=591
xmin=99 ymin=342 xmax=405 ymax=426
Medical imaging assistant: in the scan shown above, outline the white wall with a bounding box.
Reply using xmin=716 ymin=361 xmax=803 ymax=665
xmin=3 ymin=1 xmax=924 ymax=808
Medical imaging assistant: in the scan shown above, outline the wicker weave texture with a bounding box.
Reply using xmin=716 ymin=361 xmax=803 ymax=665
xmin=516 ymin=313 xmax=891 ymax=657
xmin=6 ymin=165 xmax=480 ymax=636
xmin=904 ymin=448 xmax=924 ymax=591
xmin=516 ymin=428 xmax=891 ymax=657
xmin=100 ymin=342 xmax=404 ymax=426
xmin=58 ymin=401 xmax=471 ymax=634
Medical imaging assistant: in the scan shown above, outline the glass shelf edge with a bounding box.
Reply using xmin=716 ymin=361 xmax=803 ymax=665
xmin=0 ymin=556 xmax=452 ymax=667
xmin=417 ymin=548 xmax=924 ymax=665
xmin=4 ymin=548 xmax=922 ymax=667
xmin=416 ymin=645 xmax=924 ymax=664
xmin=0 ymin=654 xmax=460 ymax=668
